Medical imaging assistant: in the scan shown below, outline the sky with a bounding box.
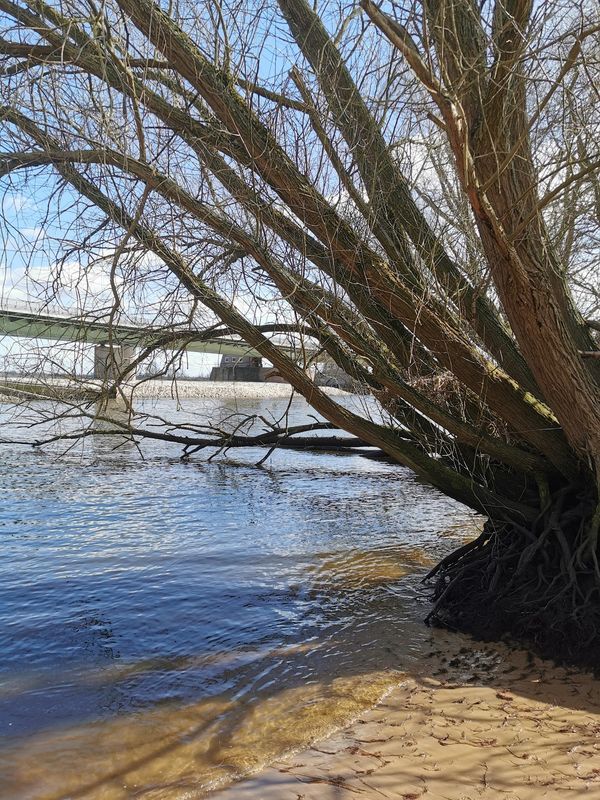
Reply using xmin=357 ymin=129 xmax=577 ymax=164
xmin=2 ymin=0 xmax=596 ymax=378
xmin=0 ymin=174 xmax=225 ymax=377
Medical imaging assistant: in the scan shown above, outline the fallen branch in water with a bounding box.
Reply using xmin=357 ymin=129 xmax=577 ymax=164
xmin=1 ymin=416 xmax=402 ymax=462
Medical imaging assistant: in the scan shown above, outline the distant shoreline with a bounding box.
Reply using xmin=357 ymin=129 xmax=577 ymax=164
xmin=131 ymin=379 xmax=351 ymax=400
xmin=0 ymin=377 xmax=351 ymax=402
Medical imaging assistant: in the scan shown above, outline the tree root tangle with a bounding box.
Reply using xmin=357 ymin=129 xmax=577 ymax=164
xmin=425 ymin=489 xmax=600 ymax=670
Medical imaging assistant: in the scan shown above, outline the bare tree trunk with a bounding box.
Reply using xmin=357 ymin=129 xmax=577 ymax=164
xmin=2 ymin=0 xmax=600 ymax=664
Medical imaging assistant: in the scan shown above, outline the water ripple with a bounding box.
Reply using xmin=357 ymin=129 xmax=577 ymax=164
xmin=0 ymin=396 xmax=479 ymax=798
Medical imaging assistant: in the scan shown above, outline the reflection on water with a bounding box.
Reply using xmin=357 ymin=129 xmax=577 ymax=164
xmin=0 ymin=397 xmax=479 ymax=799
xmin=91 ymin=399 xmax=138 ymax=457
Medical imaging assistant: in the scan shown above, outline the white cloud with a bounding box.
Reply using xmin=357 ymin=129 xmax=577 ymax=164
xmin=19 ymin=226 xmax=46 ymax=241
xmin=1 ymin=192 xmax=30 ymax=214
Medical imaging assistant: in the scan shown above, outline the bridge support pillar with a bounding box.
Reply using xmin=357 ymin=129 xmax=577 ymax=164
xmin=94 ymin=344 xmax=136 ymax=381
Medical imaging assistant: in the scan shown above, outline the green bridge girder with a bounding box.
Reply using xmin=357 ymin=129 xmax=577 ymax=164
xmin=0 ymin=308 xmax=304 ymax=359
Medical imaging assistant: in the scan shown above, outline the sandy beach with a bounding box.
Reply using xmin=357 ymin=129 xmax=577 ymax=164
xmin=216 ymin=631 xmax=600 ymax=800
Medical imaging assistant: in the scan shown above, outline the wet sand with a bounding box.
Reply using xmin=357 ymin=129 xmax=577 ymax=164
xmin=216 ymin=631 xmax=600 ymax=800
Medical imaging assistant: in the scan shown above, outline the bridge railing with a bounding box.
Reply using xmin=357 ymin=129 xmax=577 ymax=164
xmin=0 ymin=296 xmax=200 ymax=330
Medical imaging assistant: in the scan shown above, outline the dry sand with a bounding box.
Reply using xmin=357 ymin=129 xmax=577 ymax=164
xmin=216 ymin=631 xmax=600 ymax=800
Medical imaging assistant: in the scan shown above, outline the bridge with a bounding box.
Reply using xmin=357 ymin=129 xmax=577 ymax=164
xmin=0 ymin=298 xmax=310 ymax=380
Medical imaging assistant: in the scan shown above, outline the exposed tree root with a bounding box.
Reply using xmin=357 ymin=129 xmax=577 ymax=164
xmin=425 ymin=487 xmax=600 ymax=669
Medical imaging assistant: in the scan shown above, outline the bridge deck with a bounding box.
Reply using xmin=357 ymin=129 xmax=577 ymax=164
xmin=0 ymin=306 xmax=303 ymax=358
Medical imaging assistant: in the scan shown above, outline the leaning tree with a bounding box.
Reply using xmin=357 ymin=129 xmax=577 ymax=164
xmin=1 ymin=0 xmax=600 ymax=663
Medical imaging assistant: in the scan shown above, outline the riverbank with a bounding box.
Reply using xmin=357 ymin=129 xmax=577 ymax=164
xmin=131 ymin=379 xmax=351 ymax=400
xmin=217 ymin=631 xmax=600 ymax=800
xmin=0 ymin=377 xmax=351 ymax=402
xmin=4 ymin=393 xmax=598 ymax=800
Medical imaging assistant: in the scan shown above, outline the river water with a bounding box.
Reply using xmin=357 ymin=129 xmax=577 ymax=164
xmin=0 ymin=394 xmax=479 ymax=799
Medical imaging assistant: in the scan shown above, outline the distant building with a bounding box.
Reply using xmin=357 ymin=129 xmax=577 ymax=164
xmin=210 ymin=354 xmax=262 ymax=382
xmin=209 ymin=354 xmax=356 ymax=389
xmin=220 ymin=355 xmax=261 ymax=368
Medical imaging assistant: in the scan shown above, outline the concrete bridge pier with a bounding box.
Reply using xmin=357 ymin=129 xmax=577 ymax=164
xmin=94 ymin=344 xmax=136 ymax=382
